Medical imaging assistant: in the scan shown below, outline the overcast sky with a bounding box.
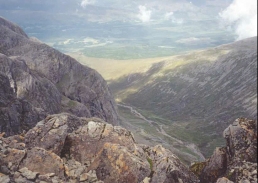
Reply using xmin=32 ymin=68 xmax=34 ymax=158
xmin=0 ymin=0 xmax=256 ymax=40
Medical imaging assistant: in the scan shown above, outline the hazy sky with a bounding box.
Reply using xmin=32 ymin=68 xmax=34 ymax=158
xmin=0 ymin=0 xmax=256 ymax=40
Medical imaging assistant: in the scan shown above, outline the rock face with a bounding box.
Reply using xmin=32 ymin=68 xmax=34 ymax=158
xmin=0 ymin=72 xmax=43 ymax=135
xmin=0 ymin=16 xmax=119 ymax=136
xmin=191 ymin=118 xmax=257 ymax=183
xmin=0 ymin=113 xmax=198 ymax=183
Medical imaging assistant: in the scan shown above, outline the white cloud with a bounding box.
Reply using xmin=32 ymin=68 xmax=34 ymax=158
xmin=137 ymin=5 xmax=152 ymax=23
xmin=219 ymin=0 xmax=257 ymax=40
xmin=165 ymin=12 xmax=174 ymax=20
xmin=176 ymin=37 xmax=213 ymax=45
xmin=80 ymin=0 xmax=95 ymax=8
xmin=164 ymin=12 xmax=184 ymax=24
xmin=172 ymin=18 xmax=184 ymax=24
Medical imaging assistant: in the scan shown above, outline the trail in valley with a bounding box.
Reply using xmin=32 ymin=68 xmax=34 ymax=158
xmin=118 ymin=103 xmax=205 ymax=161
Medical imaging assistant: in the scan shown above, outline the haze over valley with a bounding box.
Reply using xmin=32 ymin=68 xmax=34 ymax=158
xmin=0 ymin=0 xmax=243 ymax=59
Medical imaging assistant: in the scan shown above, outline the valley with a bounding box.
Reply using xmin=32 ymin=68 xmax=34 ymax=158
xmin=0 ymin=1 xmax=257 ymax=182
xmin=117 ymin=103 xmax=205 ymax=165
xmin=69 ymin=37 xmax=257 ymax=159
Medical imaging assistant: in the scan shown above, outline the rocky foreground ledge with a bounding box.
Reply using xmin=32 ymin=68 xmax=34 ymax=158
xmin=0 ymin=115 xmax=256 ymax=183
xmin=191 ymin=118 xmax=257 ymax=183
xmin=0 ymin=113 xmax=198 ymax=183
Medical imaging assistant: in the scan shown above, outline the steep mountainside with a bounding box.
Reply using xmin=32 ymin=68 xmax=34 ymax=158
xmin=108 ymin=37 xmax=257 ymax=156
xmin=0 ymin=17 xmax=119 ymax=136
xmin=111 ymin=37 xmax=257 ymax=124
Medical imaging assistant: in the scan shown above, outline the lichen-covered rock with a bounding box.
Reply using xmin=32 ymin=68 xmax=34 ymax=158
xmin=144 ymin=145 xmax=199 ymax=183
xmin=223 ymin=118 xmax=257 ymax=163
xmin=89 ymin=143 xmax=151 ymax=183
xmin=191 ymin=118 xmax=257 ymax=183
xmin=216 ymin=177 xmax=234 ymax=183
xmin=0 ymin=113 xmax=199 ymax=183
xmin=63 ymin=121 xmax=136 ymax=165
xmin=19 ymin=147 xmax=65 ymax=179
xmin=24 ymin=113 xmax=87 ymax=155
xmin=0 ymin=173 xmax=10 ymax=183
xmin=18 ymin=167 xmax=39 ymax=180
xmin=199 ymin=147 xmax=228 ymax=183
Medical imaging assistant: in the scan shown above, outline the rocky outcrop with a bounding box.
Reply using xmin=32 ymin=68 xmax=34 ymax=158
xmin=0 ymin=16 xmax=119 ymax=136
xmin=191 ymin=118 xmax=257 ymax=183
xmin=0 ymin=113 xmax=198 ymax=183
xmin=0 ymin=72 xmax=43 ymax=135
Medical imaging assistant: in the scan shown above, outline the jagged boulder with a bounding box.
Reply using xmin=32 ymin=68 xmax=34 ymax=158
xmin=191 ymin=118 xmax=257 ymax=183
xmin=198 ymin=147 xmax=228 ymax=183
xmin=63 ymin=121 xmax=136 ymax=165
xmin=223 ymin=118 xmax=257 ymax=163
xmin=24 ymin=113 xmax=87 ymax=155
xmin=0 ymin=113 xmax=199 ymax=183
xmin=142 ymin=145 xmax=199 ymax=183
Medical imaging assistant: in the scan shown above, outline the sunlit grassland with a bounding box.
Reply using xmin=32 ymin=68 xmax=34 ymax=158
xmin=68 ymin=46 xmax=230 ymax=83
xmin=67 ymin=52 xmax=175 ymax=80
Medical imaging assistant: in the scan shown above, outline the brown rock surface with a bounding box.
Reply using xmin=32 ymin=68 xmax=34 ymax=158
xmin=141 ymin=145 xmax=199 ymax=183
xmin=191 ymin=118 xmax=257 ymax=183
xmin=19 ymin=147 xmax=65 ymax=179
xmin=0 ymin=113 xmax=199 ymax=183
xmin=89 ymin=143 xmax=151 ymax=183
xmin=64 ymin=121 xmax=136 ymax=165
xmin=24 ymin=113 xmax=87 ymax=155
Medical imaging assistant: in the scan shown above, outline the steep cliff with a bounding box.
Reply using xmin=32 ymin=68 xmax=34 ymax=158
xmin=0 ymin=17 xmax=119 ymax=135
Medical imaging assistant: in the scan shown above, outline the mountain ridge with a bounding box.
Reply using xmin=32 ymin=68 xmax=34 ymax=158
xmin=0 ymin=16 xmax=119 ymax=136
